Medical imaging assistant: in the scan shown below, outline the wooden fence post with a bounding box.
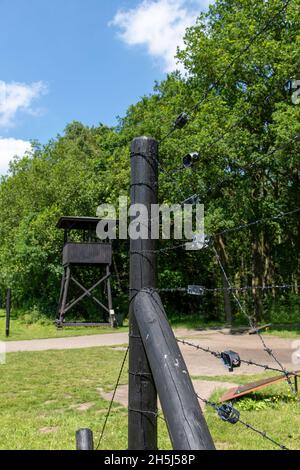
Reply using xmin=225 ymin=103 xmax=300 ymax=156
xmin=76 ymin=429 xmax=94 ymax=450
xmin=5 ymin=288 xmax=11 ymax=338
xmin=133 ymin=290 xmax=216 ymax=450
xmin=129 ymin=136 xmax=158 ymax=450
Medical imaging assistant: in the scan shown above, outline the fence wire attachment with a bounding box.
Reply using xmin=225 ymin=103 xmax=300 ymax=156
xmin=186 ymin=235 xmax=212 ymax=251
xmin=218 ymin=403 xmax=240 ymax=425
xmin=174 ymin=112 xmax=189 ymax=130
xmin=182 ymin=194 xmax=200 ymax=206
xmin=188 ymin=285 xmax=206 ymax=296
xmin=183 ymin=152 xmax=200 ymax=169
xmin=221 ymin=351 xmax=241 ymax=373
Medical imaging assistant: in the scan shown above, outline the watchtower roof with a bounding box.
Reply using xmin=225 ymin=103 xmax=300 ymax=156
xmin=57 ymin=216 xmax=102 ymax=231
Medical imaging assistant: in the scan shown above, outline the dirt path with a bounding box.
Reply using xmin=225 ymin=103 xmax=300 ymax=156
xmin=5 ymin=328 xmax=297 ymax=377
xmin=98 ymin=380 xmax=237 ymax=412
xmin=5 ymin=332 xmax=129 ymax=353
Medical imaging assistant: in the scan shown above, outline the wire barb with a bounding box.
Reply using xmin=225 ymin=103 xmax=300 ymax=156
xmin=159 ymin=0 xmax=294 ymax=146
xmin=213 ymin=244 xmax=300 ymax=402
xmin=196 ymin=393 xmax=289 ymax=450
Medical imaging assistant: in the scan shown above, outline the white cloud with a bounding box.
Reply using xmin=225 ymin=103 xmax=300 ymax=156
xmin=0 ymin=80 xmax=47 ymax=129
xmin=0 ymin=138 xmax=32 ymax=175
xmin=110 ymin=0 xmax=211 ymax=72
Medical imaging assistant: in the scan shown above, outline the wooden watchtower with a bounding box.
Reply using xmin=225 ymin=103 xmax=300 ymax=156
xmin=56 ymin=216 xmax=116 ymax=328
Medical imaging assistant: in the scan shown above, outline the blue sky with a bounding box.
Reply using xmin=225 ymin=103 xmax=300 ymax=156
xmin=0 ymin=0 xmax=211 ymax=174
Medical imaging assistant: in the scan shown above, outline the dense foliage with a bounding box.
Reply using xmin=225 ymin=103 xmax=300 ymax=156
xmin=0 ymin=0 xmax=299 ymax=323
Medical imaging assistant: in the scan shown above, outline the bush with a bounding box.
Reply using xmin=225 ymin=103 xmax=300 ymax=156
xmin=20 ymin=306 xmax=52 ymax=326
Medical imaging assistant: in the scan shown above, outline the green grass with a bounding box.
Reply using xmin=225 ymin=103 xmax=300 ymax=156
xmin=190 ymin=373 xmax=300 ymax=450
xmin=0 ymin=347 xmax=171 ymax=450
xmin=1 ymin=348 xmax=300 ymax=450
xmin=263 ymin=327 xmax=300 ymax=339
xmin=205 ymin=384 xmax=300 ymax=450
xmin=0 ymin=312 xmax=128 ymax=342
xmin=2 ymin=307 xmax=300 ymax=342
xmin=168 ymin=314 xmax=224 ymax=330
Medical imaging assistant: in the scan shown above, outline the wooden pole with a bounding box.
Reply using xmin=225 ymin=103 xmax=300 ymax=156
xmin=133 ymin=290 xmax=216 ymax=450
xmin=129 ymin=136 xmax=158 ymax=450
xmin=76 ymin=429 xmax=94 ymax=450
xmin=5 ymin=288 xmax=11 ymax=338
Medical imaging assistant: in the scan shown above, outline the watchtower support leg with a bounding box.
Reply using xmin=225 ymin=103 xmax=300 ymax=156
xmin=58 ymin=266 xmax=71 ymax=325
xmin=57 ymin=268 xmax=66 ymax=319
xmin=106 ymin=265 xmax=115 ymax=327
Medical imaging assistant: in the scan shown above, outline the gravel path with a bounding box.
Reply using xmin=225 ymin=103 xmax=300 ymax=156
xmin=4 ymin=328 xmax=297 ymax=377
xmin=5 ymin=332 xmax=129 ymax=353
xmin=98 ymin=380 xmax=237 ymax=412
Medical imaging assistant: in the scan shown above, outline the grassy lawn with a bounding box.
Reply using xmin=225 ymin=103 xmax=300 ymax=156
xmin=0 ymin=311 xmax=128 ymax=342
xmin=264 ymin=327 xmax=300 ymax=339
xmin=1 ymin=307 xmax=300 ymax=342
xmin=0 ymin=347 xmax=171 ymax=450
xmin=206 ymin=384 xmax=300 ymax=450
xmin=193 ymin=374 xmax=300 ymax=449
xmin=1 ymin=348 xmax=300 ymax=450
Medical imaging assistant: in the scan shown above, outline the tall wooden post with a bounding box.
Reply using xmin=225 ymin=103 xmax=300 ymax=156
xmin=129 ymin=137 xmax=158 ymax=450
xmin=5 ymin=288 xmax=11 ymax=338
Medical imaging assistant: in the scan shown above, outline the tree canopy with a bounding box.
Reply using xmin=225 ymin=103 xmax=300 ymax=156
xmin=0 ymin=0 xmax=299 ymax=323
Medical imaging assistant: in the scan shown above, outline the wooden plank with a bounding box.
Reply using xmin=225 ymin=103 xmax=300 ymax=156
xmin=63 ymin=243 xmax=112 ymax=266
xmin=248 ymin=323 xmax=272 ymax=335
xmin=220 ymin=371 xmax=300 ymax=402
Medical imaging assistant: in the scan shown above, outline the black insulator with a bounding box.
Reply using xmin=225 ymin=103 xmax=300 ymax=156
xmin=188 ymin=286 xmax=205 ymax=296
xmin=183 ymin=152 xmax=200 ymax=168
xmin=183 ymin=194 xmax=200 ymax=205
xmin=218 ymin=404 xmax=240 ymax=425
xmin=174 ymin=112 xmax=189 ymax=129
xmin=221 ymin=350 xmax=241 ymax=372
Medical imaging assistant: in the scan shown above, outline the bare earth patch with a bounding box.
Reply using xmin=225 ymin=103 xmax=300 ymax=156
xmin=70 ymin=402 xmax=95 ymax=412
xmin=39 ymin=427 xmax=59 ymax=434
xmin=97 ymin=380 xmax=236 ymax=412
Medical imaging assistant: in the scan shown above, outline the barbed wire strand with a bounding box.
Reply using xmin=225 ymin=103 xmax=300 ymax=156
xmin=96 ymin=347 xmax=129 ymax=450
xmin=160 ymin=284 xmax=297 ymax=294
xmin=196 ymin=394 xmax=289 ymax=450
xmin=130 ymin=288 xmax=291 ymax=450
xmin=161 ymin=75 xmax=296 ymax=178
xmin=177 ymin=338 xmax=297 ymax=376
xmin=212 ymin=244 xmax=300 ymax=402
xmin=130 ymin=199 xmax=300 ymax=256
xmin=159 ymin=0 xmax=294 ymax=145
xmin=215 ymin=208 xmax=300 ymax=238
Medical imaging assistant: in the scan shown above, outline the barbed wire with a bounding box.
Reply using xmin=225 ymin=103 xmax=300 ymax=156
xmin=161 ymin=75 xmax=296 ymax=179
xmin=159 ymin=0 xmax=294 ymax=145
xmin=212 ymin=244 xmax=300 ymax=402
xmin=214 ymin=208 xmax=300 ymax=238
xmin=129 ymin=408 xmax=166 ymax=423
xmin=162 ymin=131 xmax=300 ymax=207
xmin=159 ymin=284 xmax=297 ymax=294
xmin=95 ymin=347 xmax=129 ymax=450
xmin=130 ymin=201 xmax=300 ymax=256
xmin=196 ymin=394 xmax=289 ymax=450
xmin=203 ymin=132 xmax=300 ymax=201
xmin=129 ymin=288 xmax=294 ymax=449
xmin=177 ymin=338 xmax=297 ymax=376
